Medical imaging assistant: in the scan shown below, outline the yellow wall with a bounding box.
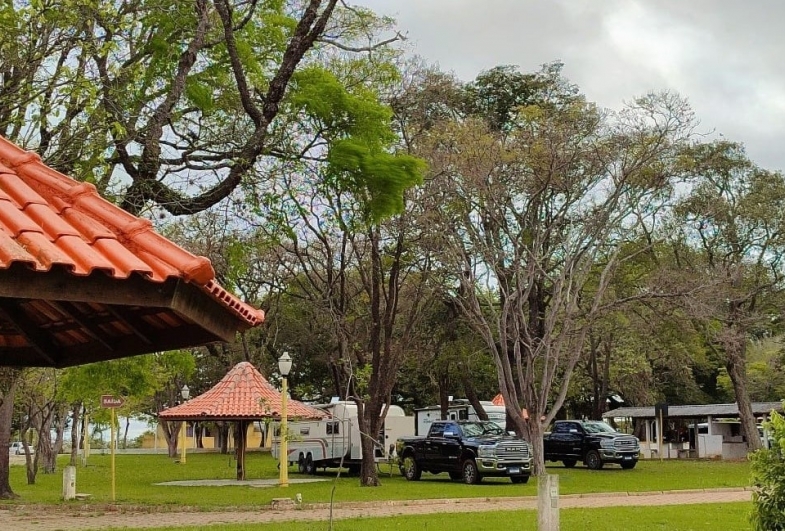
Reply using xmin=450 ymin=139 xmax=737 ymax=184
xmin=141 ymin=421 xmax=271 ymax=450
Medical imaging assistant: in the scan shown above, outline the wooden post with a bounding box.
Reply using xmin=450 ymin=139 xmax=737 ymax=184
xmin=658 ymin=410 xmax=663 ymax=461
xmin=538 ymin=474 xmax=559 ymax=530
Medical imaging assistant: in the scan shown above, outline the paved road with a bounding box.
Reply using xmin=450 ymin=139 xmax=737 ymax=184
xmin=0 ymin=488 xmax=752 ymax=530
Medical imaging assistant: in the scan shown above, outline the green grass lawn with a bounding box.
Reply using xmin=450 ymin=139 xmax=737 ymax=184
xmin=98 ymin=503 xmax=753 ymax=531
xmin=4 ymin=451 xmax=751 ymax=508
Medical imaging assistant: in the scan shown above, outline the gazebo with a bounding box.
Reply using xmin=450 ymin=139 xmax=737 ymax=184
xmin=158 ymin=361 xmax=325 ymax=480
xmin=0 ymin=135 xmax=265 ymax=367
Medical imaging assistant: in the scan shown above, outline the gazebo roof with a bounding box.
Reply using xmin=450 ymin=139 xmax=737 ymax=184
xmin=158 ymin=361 xmax=326 ymax=421
xmin=0 ymin=136 xmax=265 ymax=367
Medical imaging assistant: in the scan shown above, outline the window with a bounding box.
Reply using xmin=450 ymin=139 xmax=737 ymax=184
xmin=326 ymin=422 xmax=340 ymax=435
xmin=299 ymin=427 xmax=310 ymax=435
xmin=429 ymin=423 xmax=445 ymax=437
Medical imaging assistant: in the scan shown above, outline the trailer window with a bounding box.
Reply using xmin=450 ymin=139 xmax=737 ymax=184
xmin=327 ymin=421 xmax=340 ymax=435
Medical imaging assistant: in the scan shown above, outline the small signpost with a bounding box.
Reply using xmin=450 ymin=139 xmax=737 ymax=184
xmin=101 ymin=395 xmax=125 ymax=501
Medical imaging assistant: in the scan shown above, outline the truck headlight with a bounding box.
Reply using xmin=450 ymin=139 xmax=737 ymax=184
xmin=478 ymin=445 xmax=496 ymax=458
xmin=600 ymin=439 xmax=615 ymax=449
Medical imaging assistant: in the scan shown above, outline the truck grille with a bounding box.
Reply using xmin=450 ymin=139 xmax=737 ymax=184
xmin=614 ymin=437 xmax=639 ymax=451
xmin=496 ymin=441 xmax=531 ymax=459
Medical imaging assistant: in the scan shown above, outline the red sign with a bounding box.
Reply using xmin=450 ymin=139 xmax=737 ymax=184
xmin=101 ymin=395 xmax=125 ymax=408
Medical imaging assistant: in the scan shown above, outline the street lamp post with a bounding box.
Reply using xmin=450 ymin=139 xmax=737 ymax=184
xmin=180 ymin=384 xmax=190 ymax=464
xmin=278 ymin=352 xmax=292 ymax=488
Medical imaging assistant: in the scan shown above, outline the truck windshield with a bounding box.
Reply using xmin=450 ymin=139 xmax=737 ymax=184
xmin=461 ymin=422 xmax=505 ymax=437
xmin=583 ymin=421 xmax=617 ymax=434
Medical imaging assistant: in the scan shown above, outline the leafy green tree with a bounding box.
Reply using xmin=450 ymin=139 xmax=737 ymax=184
xmin=751 ymin=407 xmax=785 ymax=530
xmin=663 ymin=141 xmax=785 ymax=452
xmin=416 ymin=65 xmax=697 ymax=474
xmin=0 ymin=0 xmax=404 ymax=215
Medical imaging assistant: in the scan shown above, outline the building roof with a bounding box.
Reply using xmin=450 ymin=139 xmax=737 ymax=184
xmin=0 ymin=136 xmax=265 ymax=367
xmin=157 ymin=362 xmax=326 ymax=421
xmin=603 ymin=402 xmax=784 ymax=420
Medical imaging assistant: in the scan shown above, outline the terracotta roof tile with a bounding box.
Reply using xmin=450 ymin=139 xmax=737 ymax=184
xmin=158 ymin=362 xmax=325 ymax=421
xmin=0 ymin=135 xmax=264 ymax=327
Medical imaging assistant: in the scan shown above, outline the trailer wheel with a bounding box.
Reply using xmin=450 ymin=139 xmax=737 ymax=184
xmin=297 ymin=454 xmax=306 ymax=474
xmin=348 ymin=464 xmax=361 ymax=475
xmin=304 ymin=454 xmax=317 ymax=475
xmin=402 ymin=455 xmax=421 ymax=481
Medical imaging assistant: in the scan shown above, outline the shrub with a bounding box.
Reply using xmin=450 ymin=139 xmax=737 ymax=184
xmin=750 ymin=407 xmax=785 ymax=530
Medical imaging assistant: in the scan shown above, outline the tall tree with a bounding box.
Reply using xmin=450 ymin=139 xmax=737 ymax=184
xmin=416 ymin=65 xmax=696 ymax=473
xmin=662 ymin=141 xmax=785 ymax=451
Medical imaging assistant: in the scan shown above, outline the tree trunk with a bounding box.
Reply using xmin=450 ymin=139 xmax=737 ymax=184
xmin=123 ymin=417 xmax=130 ymax=449
xmin=0 ymin=370 xmax=20 ymax=499
xmin=69 ymin=403 xmax=80 ymax=467
xmin=19 ymin=425 xmax=36 ymax=485
xmin=461 ymin=372 xmax=488 ymax=421
xmin=235 ymin=421 xmax=248 ymax=480
xmin=357 ymin=401 xmax=381 ymax=486
xmin=524 ymin=419 xmax=546 ymax=476
xmin=38 ymin=410 xmax=56 ymax=474
xmin=726 ymin=345 xmax=762 ymax=452
xmin=219 ymin=422 xmax=229 ymax=454
xmin=160 ymin=419 xmax=179 ymax=458
xmin=438 ymin=373 xmax=450 ymax=419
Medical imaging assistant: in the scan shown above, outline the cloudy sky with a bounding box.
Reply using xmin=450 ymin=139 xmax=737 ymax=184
xmin=359 ymin=0 xmax=785 ymax=171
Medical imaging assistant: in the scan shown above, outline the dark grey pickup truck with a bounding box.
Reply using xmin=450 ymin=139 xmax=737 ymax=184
xmin=395 ymin=420 xmax=533 ymax=484
xmin=543 ymin=420 xmax=640 ymax=470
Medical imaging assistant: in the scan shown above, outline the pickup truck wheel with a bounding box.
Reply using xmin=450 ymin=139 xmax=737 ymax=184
xmin=585 ymin=450 xmax=603 ymax=470
xmin=620 ymin=461 xmax=637 ymax=470
xmin=462 ymin=459 xmax=481 ymax=485
xmin=511 ymin=476 xmax=529 ymax=484
xmin=562 ymin=459 xmax=577 ymax=468
xmin=402 ymin=456 xmax=422 ymax=481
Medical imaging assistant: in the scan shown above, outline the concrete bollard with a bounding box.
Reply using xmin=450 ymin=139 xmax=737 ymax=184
xmin=63 ymin=466 xmax=76 ymax=500
xmin=537 ymin=473 xmax=559 ymax=530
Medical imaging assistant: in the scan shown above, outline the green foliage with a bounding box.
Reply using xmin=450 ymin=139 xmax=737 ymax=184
xmin=327 ymin=140 xmax=426 ymax=221
xmin=750 ymin=409 xmax=785 ymax=530
xmin=291 ymin=66 xmax=426 ymax=222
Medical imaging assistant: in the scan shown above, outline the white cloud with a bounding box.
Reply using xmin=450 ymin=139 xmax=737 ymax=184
xmin=359 ymin=0 xmax=785 ymax=170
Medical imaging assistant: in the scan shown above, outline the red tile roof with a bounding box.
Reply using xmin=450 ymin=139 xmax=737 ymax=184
xmin=158 ymin=362 xmax=326 ymax=421
xmin=0 ymin=136 xmax=264 ymax=327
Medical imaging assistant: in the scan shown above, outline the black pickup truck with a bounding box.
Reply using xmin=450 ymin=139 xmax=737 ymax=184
xmin=395 ymin=420 xmax=533 ymax=484
xmin=543 ymin=420 xmax=640 ymax=470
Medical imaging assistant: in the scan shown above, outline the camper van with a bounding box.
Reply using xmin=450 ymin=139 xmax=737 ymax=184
xmin=272 ymin=401 xmax=414 ymax=474
xmin=414 ymin=399 xmax=507 ymax=436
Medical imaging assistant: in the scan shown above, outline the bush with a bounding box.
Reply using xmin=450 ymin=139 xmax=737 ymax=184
xmin=750 ymin=408 xmax=785 ymax=530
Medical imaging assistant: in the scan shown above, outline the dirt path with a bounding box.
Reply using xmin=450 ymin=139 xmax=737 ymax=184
xmin=0 ymin=488 xmax=752 ymax=530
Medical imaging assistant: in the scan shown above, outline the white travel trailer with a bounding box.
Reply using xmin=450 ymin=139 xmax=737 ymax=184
xmin=414 ymin=399 xmax=508 ymax=435
xmin=272 ymin=401 xmax=414 ymax=474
